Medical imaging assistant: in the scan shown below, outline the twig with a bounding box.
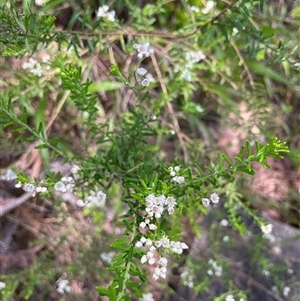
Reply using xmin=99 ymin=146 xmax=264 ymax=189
xmin=230 ymin=39 xmax=255 ymax=86
xmin=0 ymin=192 xmax=33 ymax=217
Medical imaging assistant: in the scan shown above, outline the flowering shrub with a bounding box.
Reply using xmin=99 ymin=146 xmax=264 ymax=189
xmin=0 ymin=0 xmax=299 ymax=300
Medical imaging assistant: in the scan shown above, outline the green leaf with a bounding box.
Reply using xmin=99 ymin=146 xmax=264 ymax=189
xmin=35 ymin=144 xmax=49 ymax=149
xmin=290 ymin=6 xmax=300 ymax=19
xmin=221 ymin=153 xmax=232 ymax=165
xmin=96 ymin=286 xmax=109 ymax=296
xmin=110 ymin=236 xmax=128 ymax=251
xmin=88 ymin=81 xmax=123 ymax=93
xmin=245 ymin=60 xmax=290 ymax=85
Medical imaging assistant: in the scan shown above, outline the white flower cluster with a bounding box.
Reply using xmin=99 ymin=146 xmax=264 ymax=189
xmin=223 ymin=235 xmax=230 ymax=242
xmin=133 ymin=43 xmax=154 ymax=60
xmin=54 ymin=177 xmax=75 ymax=193
xmin=21 ymin=56 xmax=50 ymax=77
xmin=181 ymin=50 xmax=206 ymax=81
xmin=99 ymin=251 xmax=115 ymax=265
xmin=15 ymin=181 xmax=48 ymax=196
xmin=202 ymin=192 xmax=220 ymax=207
xmin=136 ymin=68 xmax=155 ymax=87
xmin=96 ymin=5 xmax=116 ymax=22
xmin=283 ymin=286 xmax=290 ymax=297
xmin=202 ymin=1 xmax=215 ymax=14
xmin=139 ymin=292 xmax=155 ymax=301
xmin=142 ymin=193 xmax=177 ymax=222
xmin=260 ymin=223 xmax=276 ymax=243
xmin=1 ymin=169 xmax=17 ymax=181
xmin=169 ymin=166 xmax=185 ymax=184
xmin=220 ymin=219 xmax=229 ymax=227
xmin=35 ymin=0 xmax=45 ymax=6
xmin=85 ymin=190 xmax=107 ymax=207
xmin=262 ymin=269 xmax=270 ymax=277
xmin=0 ymin=281 xmax=6 ymax=290
xmin=136 ymin=236 xmax=188 ymax=280
xmin=57 ymin=279 xmax=71 ymax=294
xmin=225 ymin=295 xmax=235 ymax=301
xmin=207 ymin=259 xmax=222 ymax=277
xmin=186 ymin=51 xmax=206 ymax=68
xmin=180 ymin=269 xmax=194 ymax=288
xmin=77 ymin=190 xmax=107 ymax=208
xmin=191 ymin=6 xmax=200 ymax=13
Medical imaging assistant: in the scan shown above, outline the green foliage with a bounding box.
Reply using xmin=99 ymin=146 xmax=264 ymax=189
xmin=0 ymin=0 xmax=298 ymax=300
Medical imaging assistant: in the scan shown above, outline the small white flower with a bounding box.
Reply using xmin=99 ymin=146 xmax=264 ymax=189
xmin=202 ymin=0 xmax=215 ymax=14
xmin=106 ymin=10 xmax=116 ymax=22
xmin=0 ymin=281 xmax=6 ymax=290
xmin=96 ymin=5 xmax=116 ymax=21
xmin=35 ymin=0 xmax=45 ymax=6
xmin=146 ymin=73 xmax=155 ymax=83
xmin=170 ymin=171 xmax=176 ymax=177
xmin=186 ymin=50 xmax=206 ymax=65
xmin=287 ymin=268 xmax=294 ymax=274
xmin=145 ymin=239 xmax=153 ymax=247
xmin=174 ymin=166 xmax=180 ymax=172
xmin=191 ymin=6 xmax=200 ymax=13
xmin=23 ymin=183 xmax=36 ymax=195
xmin=139 ymin=293 xmax=155 ymax=301
xmin=141 ymin=255 xmax=148 ymax=264
xmin=135 ymin=241 xmax=143 ymax=248
xmin=15 ymin=182 xmax=22 ymax=188
xmin=262 ymin=270 xmax=270 ymax=277
xmin=283 ymin=286 xmax=290 ymax=297
xmin=261 ymin=224 xmax=273 ymax=235
xmin=160 ymin=237 xmax=170 ymax=248
xmin=142 ymin=79 xmax=150 ymax=86
xmin=137 ymin=68 xmax=147 ymax=76
xmin=225 ymin=295 xmax=235 ymax=301
xmin=140 ymin=237 xmax=147 ymax=243
xmin=158 ymin=257 xmax=168 ymax=266
xmin=233 ymin=27 xmax=239 ymax=35
xmin=99 ymin=251 xmax=115 ymax=264
xmin=172 ymin=176 xmax=185 ymax=184
xmin=155 ymin=240 xmax=162 ymax=248
xmin=202 ymin=198 xmax=210 ymax=207
xmin=181 ymin=69 xmax=192 ymax=81
xmin=57 ymin=279 xmax=71 ymax=294
xmin=223 ymin=235 xmax=230 ymax=242
xmin=215 ymin=267 xmax=222 ymax=277
xmin=210 ymin=192 xmax=219 ymax=204
xmin=148 ymin=257 xmax=156 ymax=265
xmin=1 ymin=169 xmax=17 ymax=181
xmin=70 ymin=164 xmax=80 ymax=174
xmin=54 ymin=181 xmax=66 ymax=193
xmin=36 ymin=186 xmax=44 ymax=193
xmin=139 ymin=222 xmax=147 ymax=228
xmin=181 ymin=242 xmax=188 ymax=249
xmin=149 ymin=246 xmax=156 ymax=252
xmin=97 ymin=5 xmax=109 ymax=17
xmin=220 ymin=219 xmax=229 ymax=227
xmin=133 ymin=43 xmax=154 ymax=59
xmin=166 ymin=198 xmax=176 ymax=208
xmin=149 ymin=224 xmax=157 ymax=230
xmin=168 ymin=207 xmax=175 ymax=215
xmin=207 ymin=269 xmax=213 ymax=276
